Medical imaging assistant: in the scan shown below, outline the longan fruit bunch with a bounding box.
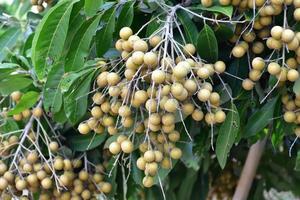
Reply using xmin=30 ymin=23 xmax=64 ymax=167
xmin=0 ymin=135 xmax=18 ymax=157
xmin=0 ymin=140 xmax=112 ymax=199
xmin=78 ymin=26 xmax=229 ymax=188
xmin=30 ymin=0 xmax=52 ymax=13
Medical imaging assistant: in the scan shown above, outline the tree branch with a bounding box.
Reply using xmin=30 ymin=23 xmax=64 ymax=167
xmin=233 ymin=138 xmax=267 ymax=200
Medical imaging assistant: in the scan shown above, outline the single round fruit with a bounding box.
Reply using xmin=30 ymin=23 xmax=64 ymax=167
xmin=214 ymin=61 xmax=226 ymax=73
xmin=183 ymin=43 xmax=196 ymax=55
xmin=287 ymin=69 xmax=299 ymax=82
xmin=32 ymin=107 xmax=43 ymax=118
xmin=197 ymin=89 xmax=211 ymax=102
xmin=119 ymin=27 xmax=133 ymax=40
xmin=271 ymin=26 xmax=283 ymax=40
xmin=142 ymin=176 xmax=154 ymax=188
xmin=132 ymin=51 xmax=144 ymax=65
xmin=232 ymin=45 xmax=246 ymax=58
xmin=41 ymin=178 xmax=52 ymax=189
xmin=151 ymin=69 xmax=165 ymax=84
xmin=121 ymin=140 xmax=134 ymax=153
xmin=252 ymin=57 xmax=265 ymax=70
xmin=78 ymin=123 xmax=90 ymax=135
xmin=242 ymin=78 xmax=255 ymax=91
xmin=107 ymin=72 xmax=120 ymax=86
xmin=284 ymin=111 xmax=296 ymax=123
xmin=11 ymin=91 xmax=22 ymax=102
xmin=215 ymin=110 xmax=226 ymax=123
xmin=149 ymin=35 xmax=162 ymax=47
xmin=267 ymin=62 xmax=281 ymax=75
xmin=144 ymin=52 xmax=158 ymax=66
xmin=201 ymin=0 xmax=213 ymax=7
xmin=170 ymin=147 xmax=182 ymax=160
xmin=133 ymin=40 xmax=148 ymax=52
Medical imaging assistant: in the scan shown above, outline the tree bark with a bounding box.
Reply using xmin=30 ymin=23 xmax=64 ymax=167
xmin=233 ymin=138 xmax=267 ymax=200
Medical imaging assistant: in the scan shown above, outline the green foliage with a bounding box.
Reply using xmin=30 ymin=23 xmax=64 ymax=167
xmin=8 ymin=91 xmax=39 ymax=115
xmin=197 ymin=24 xmax=218 ymax=63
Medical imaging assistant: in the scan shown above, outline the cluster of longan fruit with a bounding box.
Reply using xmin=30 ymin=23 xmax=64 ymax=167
xmin=0 ymin=140 xmax=112 ymax=200
xmin=0 ymin=135 xmax=18 ymax=157
xmin=7 ymin=91 xmax=43 ymax=122
xmin=31 ymin=0 xmax=52 ymax=12
xmin=78 ymin=26 xmax=229 ymax=187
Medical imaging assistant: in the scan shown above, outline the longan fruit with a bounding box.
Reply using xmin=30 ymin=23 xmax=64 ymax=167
xmin=27 ymin=151 xmax=38 ymax=164
xmin=37 ymin=170 xmax=47 ymax=180
xmin=0 ymin=177 xmax=8 ymax=190
xmin=173 ymin=65 xmax=188 ymax=79
xmin=162 ymin=113 xmax=175 ymax=125
xmin=145 ymin=99 xmax=157 ymax=112
xmin=0 ymin=163 xmax=7 ymax=175
xmin=149 ymin=35 xmax=162 ymax=47
xmin=201 ymin=0 xmax=213 ymax=7
xmin=266 ymin=38 xmax=282 ymax=50
xmin=22 ymin=109 xmax=31 ymax=118
xmin=133 ymin=40 xmax=148 ymax=52
xmin=145 ymin=162 xmax=158 ymax=176
xmin=215 ymin=110 xmax=226 ymax=123
xmin=219 ymin=0 xmax=231 ymax=5
xmin=41 ymin=177 xmax=52 ymax=189
xmin=128 ymin=35 xmax=140 ymax=47
xmin=11 ymin=91 xmax=22 ymax=102
xmin=183 ymin=43 xmax=196 ymax=55
xmin=161 ymin=158 xmax=171 ymax=169
xmin=134 ymin=90 xmax=148 ymax=104
xmin=121 ymin=140 xmax=134 ymax=153
xmin=197 ymin=67 xmax=210 ymax=79
xmin=32 ymin=107 xmax=43 ymax=118
xmin=287 ymin=69 xmax=299 ymax=82
xmin=252 ymin=57 xmax=265 ymax=70
xmin=143 ymin=150 xmax=155 ymax=162
xmin=182 ymin=103 xmax=195 ymax=115
xmin=13 ymin=113 xmax=23 ymax=121
xmin=101 ymin=182 xmax=112 ymax=194
xmin=92 ymin=92 xmax=104 ymax=105
xmin=209 ymin=92 xmax=220 ymax=105
xmin=54 ymin=157 xmax=64 ymax=170
xmin=107 ymin=72 xmax=120 ymax=86
xmin=119 ymin=27 xmax=133 ymax=40
xmin=214 ymin=61 xmax=226 ymax=73
xmin=15 ymin=179 xmax=27 ymax=191
xmin=170 ymin=147 xmax=182 ymax=159
xmin=142 ymin=176 xmax=154 ymax=188
xmin=78 ymin=123 xmax=90 ymax=135
xmin=97 ymin=71 xmax=108 ymax=88
xmin=81 ymin=189 xmax=91 ymax=200
xmin=137 ymin=157 xmax=146 ymax=170
xmin=151 ymin=69 xmax=165 ymax=84
xmin=242 ymin=78 xmax=255 ymax=90
xmin=144 ymin=52 xmax=158 ymax=66
xmin=287 ymin=37 xmax=299 ymax=50
xmin=3 ymin=171 xmax=14 ymax=183
xmin=232 ymin=45 xmax=245 ymax=58
xmin=197 ymin=89 xmax=211 ymax=102
xmin=281 ymin=29 xmax=295 ymax=43
xmin=192 ymin=109 xmax=204 ymax=121
xmin=249 ymin=69 xmax=261 ymax=81
xmin=267 ymin=62 xmax=281 ymax=75
xmin=168 ymin=131 xmax=180 ymax=142
xmin=252 ymin=41 xmax=264 ymax=54
xmin=115 ymin=39 xmax=123 ymax=51
xmin=132 ymin=51 xmax=145 ymax=65
xmin=284 ymin=111 xmax=296 ymax=123
xmin=154 ymin=150 xmax=163 ymax=162
xmin=286 ymin=58 xmax=297 ymax=69
xmin=164 ymin=99 xmax=179 ymax=113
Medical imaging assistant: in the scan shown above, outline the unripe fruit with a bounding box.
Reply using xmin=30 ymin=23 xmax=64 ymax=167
xmin=151 ymin=69 xmax=165 ymax=84
xmin=197 ymin=89 xmax=211 ymax=102
xmin=252 ymin=57 xmax=265 ymax=70
xmin=284 ymin=111 xmax=296 ymax=123
xmin=133 ymin=40 xmax=148 ymax=52
xmin=281 ymin=29 xmax=295 ymax=43
xmin=267 ymin=62 xmax=281 ymax=75
xmin=119 ymin=27 xmax=133 ymax=40
xmin=242 ymin=78 xmax=254 ymax=90
xmin=144 ymin=52 xmax=158 ymax=66
xmin=121 ymin=140 xmax=134 ymax=153
xmin=78 ymin=123 xmax=90 ymax=134
xmin=214 ymin=61 xmax=226 ymax=73
xmin=11 ymin=91 xmax=22 ymax=102
xmin=232 ymin=46 xmax=245 ymax=58
xmin=287 ymin=69 xmax=299 ymax=82
xmin=142 ymin=176 xmax=154 ymax=188
xmin=41 ymin=178 xmax=52 ymax=189
xmin=183 ymin=43 xmax=196 ymax=55
xmin=170 ymin=147 xmax=182 ymax=159
xmin=32 ymin=107 xmax=43 ymax=118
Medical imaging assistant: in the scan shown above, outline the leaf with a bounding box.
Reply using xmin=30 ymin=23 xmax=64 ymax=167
xmin=197 ymin=24 xmax=218 ymax=63
xmin=8 ymin=91 xmax=40 ymax=115
xmin=64 ymin=72 xmax=94 ymax=124
xmin=0 ymin=75 xmax=32 ymax=95
xmin=243 ymin=97 xmax=278 ymax=138
xmin=216 ymin=103 xmax=240 ymax=169
xmin=65 ymin=15 xmax=101 ymax=72
xmin=295 ymin=151 xmax=300 ymax=171
xmin=214 ymin=24 xmax=234 ymax=41
xmin=0 ymin=63 xmax=19 ymax=69
xmin=178 ymin=142 xmax=200 ymax=170
xmin=116 ymin=1 xmax=135 ymax=34
xmin=214 ymin=83 xmax=232 ymax=105
xmin=293 ymin=78 xmax=300 ymax=96
xmin=60 ymin=68 xmax=94 ymax=93
xmin=0 ymin=118 xmax=19 ymax=133
xmin=146 ymin=13 xmax=162 ymax=36
xmin=84 ymin=0 xmax=103 ymax=17
xmin=131 ymin=152 xmax=143 ymax=185
xmin=0 ymin=27 xmax=21 ymax=62
xmin=177 ymin=10 xmax=198 ymax=44
xmin=191 ymin=5 xmax=233 ymax=18
xmin=177 ymin=169 xmax=198 ymax=200
xmin=96 ymin=7 xmax=116 ymax=57
xmin=67 ymin=132 xmax=107 ymax=151
xmin=31 ymin=0 xmax=77 ymax=80
xmin=43 ymin=62 xmax=65 ymax=113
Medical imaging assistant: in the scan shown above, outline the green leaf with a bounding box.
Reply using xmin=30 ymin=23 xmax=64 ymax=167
xmin=293 ymin=78 xmax=300 ymax=96
xmin=0 ymin=75 xmax=32 ymax=95
xmin=197 ymin=24 xmax=218 ymax=62
xmin=0 ymin=27 xmax=21 ymax=62
xmin=178 ymin=142 xmax=200 ymax=170
xmin=244 ymin=97 xmax=278 ymax=138
xmin=31 ymin=0 xmax=77 ymax=80
xmin=67 ymin=132 xmax=107 ymax=151
xmin=116 ymin=1 xmax=135 ymax=34
xmin=177 ymin=10 xmax=198 ymax=45
xmin=295 ymin=151 xmax=300 ymax=171
xmin=146 ymin=13 xmax=162 ymax=37
xmin=60 ymin=68 xmax=94 ymax=93
xmin=215 ymin=24 xmax=234 ymax=41
xmin=177 ymin=169 xmax=198 ymax=200
xmin=0 ymin=118 xmax=19 ymax=133
xmin=8 ymin=91 xmax=40 ymax=115
xmin=96 ymin=7 xmax=116 ymax=57
xmin=191 ymin=5 xmax=233 ymax=18
xmin=131 ymin=152 xmax=143 ymax=185
xmin=0 ymin=63 xmax=19 ymax=69
xmin=43 ymin=62 xmax=65 ymax=113
xmin=65 ymin=15 xmax=101 ymax=72
xmin=64 ymin=72 xmax=94 ymax=124
xmin=84 ymin=0 xmax=103 ymax=17
xmin=216 ymin=103 xmax=240 ymax=169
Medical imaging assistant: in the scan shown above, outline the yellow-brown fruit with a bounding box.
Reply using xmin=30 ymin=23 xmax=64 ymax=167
xmin=151 ymin=69 xmax=165 ymax=84
xmin=287 ymin=69 xmax=299 ymax=82
xmin=267 ymin=62 xmax=281 ymax=75
xmin=214 ymin=61 xmax=226 ymax=73
xmin=32 ymin=107 xmax=43 ymax=118
xmin=232 ymin=46 xmax=246 ymax=58
xmin=284 ymin=111 xmax=296 ymax=123
xmin=78 ymin=123 xmax=90 ymax=135
xmin=144 ymin=52 xmax=158 ymax=67
xmin=133 ymin=40 xmax=148 ymax=52
xmin=149 ymin=35 xmax=162 ymax=47
xmin=192 ymin=109 xmax=204 ymax=121
xmin=142 ymin=176 xmax=154 ymax=188
xmin=121 ymin=140 xmax=134 ymax=153
xmin=197 ymin=89 xmax=211 ymax=102
xmin=242 ymin=78 xmax=254 ymax=91
xmin=170 ymin=147 xmax=182 ymax=159
xmin=41 ymin=178 xmax=52 ymax=189
xmin=101 ymin=182 xmax=112 ymax=194
xmin=252 ymin=57 xmax=265 ymax=70
xmin=119 ymin=27 xmax=133 ymax=40
xmin=281 ymin=29 xmax=295 ymax=43
xmin=252 ymin=41 xmax=264 ymax=54
xmin=201 ymin=0 xmax=213 ymax=7
xmin=183 ymin=43 xmax=196 ymax=55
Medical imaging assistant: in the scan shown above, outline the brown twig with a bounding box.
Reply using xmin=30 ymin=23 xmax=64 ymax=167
xmin=233 ymin=138 xmax=267 ymax=200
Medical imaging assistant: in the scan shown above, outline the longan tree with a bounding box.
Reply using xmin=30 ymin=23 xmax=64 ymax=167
xmin=0 ymin=0 xmax=300 ymax=199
